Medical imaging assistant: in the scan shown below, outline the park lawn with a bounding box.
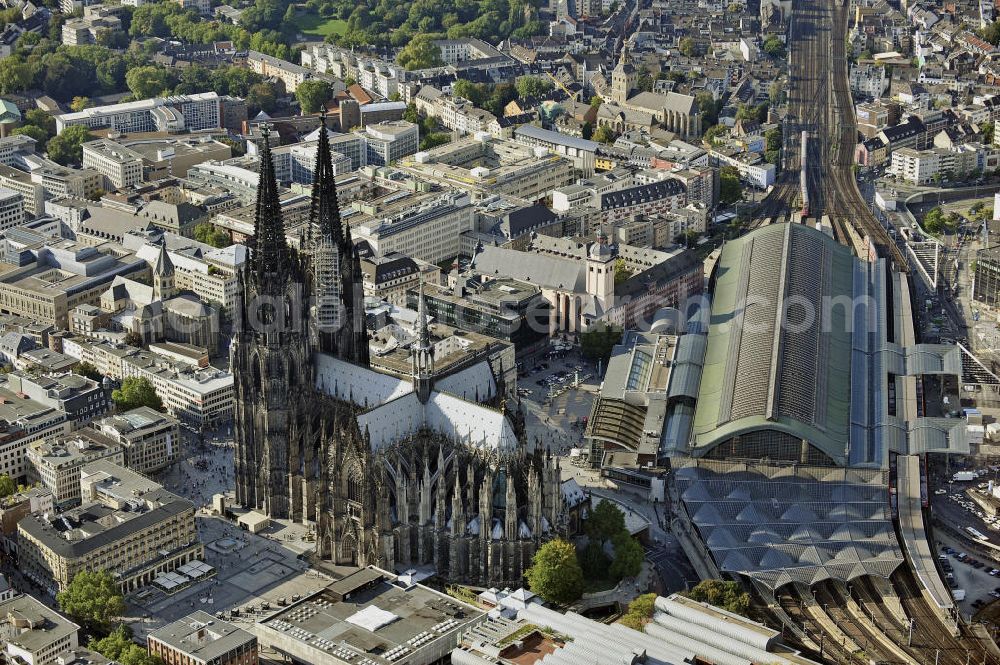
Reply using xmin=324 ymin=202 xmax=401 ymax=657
xmin=292 ymin=13 xmax=348 ymax=38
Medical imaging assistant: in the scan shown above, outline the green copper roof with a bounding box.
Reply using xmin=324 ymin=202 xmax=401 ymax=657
xmin=691 ymin=223 xmax=857 ymax=465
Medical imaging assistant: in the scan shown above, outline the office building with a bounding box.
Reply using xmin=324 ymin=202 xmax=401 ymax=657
xmin=353 ymin=191 xmax=476 ymax=263
xmin=0 ymin=166 xmax=44 ymax=216
xmin=0 ymin=595 xmax=79 ymax=665
xmin=257 ymin=568 xmax=483 ymax=665
xmin=18 ymin=460 xmax=203 ymax=595
xmin=56 ymin=93 xmax=223 ymax=135
xmin=95 ymin=406 xmax=180 ymax=474
xmin=26 ymin=429 xmax=124 ymax=506
xmin=0 ymin=187 xmax=23 ymax=232
xmin=974 ymin=245 xmax=1000 ymax=308
xmin=82 ymin=139 xmax=144 ymax=191
xmin=148 ymin=612 xmax=257 ymax=665
xmin=416 ymin=276 xmax=549 ymax=358
xmin=3 ymin=372 xmax=109 ymax=424
xmin=364 ymin=121 xmax=419 ymax=166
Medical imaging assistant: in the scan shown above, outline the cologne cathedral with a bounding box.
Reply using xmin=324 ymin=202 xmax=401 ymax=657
xmin=231 ymin=121 xmax=565 ymax=586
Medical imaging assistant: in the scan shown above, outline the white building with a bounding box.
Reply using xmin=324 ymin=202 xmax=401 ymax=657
xmin=0 ymin=595 xmax=79 ymax=665
xmin=0 ymin=188 xmax=24 ymax=232
xmin=82 ymin=139 xmax=144 ymax=191
xmin=55 ymin=93 xmax=222 ymax=135
xmin=365 ymin=121 xmax=419 ymax=166
xmin=709 ymin=149 xmax=776 ymax=188
xmin=353 ymin=191 xmax=476 ymax=263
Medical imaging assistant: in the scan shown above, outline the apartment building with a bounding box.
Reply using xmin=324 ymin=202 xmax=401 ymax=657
xmin=55 ymin=93 xmax=223 ymax=135
xmin=61 ymin=13 xmax=120 ymax=45
xmin=148 ymin=612 xmax=257 ymax=665
xmin=247 ymin=51 xmax=318 ymax=92
xmin=95 ymin=406 xmax=180 ymax=474
xmin=890 ymin=145 xmax=982 ymax=184
xmin=174 ymin=0 xmax=210 ymax=14
xmin=18 ymin=460 xmax=202 ymax=595
xmin=0 ymin=487 xmax=54 ymax=554
xmin=353 ymin=191 xmax=476 ymax=263
xmin=82 ymin=139 xmax=144 ymax=191
xmin=64 ymin=341 xmax=233 ymax=426
xmin=26 ymin=429 xmax=124 ymax=506
xmin=600 ymin=179 xmax=688 ymax=225
xmin=0 ymin=188 xmax=23 ymax=232
xmin=413 ymin=86 xmax=497 ymax=135
xmin=0 ymin=595 xmax=79 ymax=665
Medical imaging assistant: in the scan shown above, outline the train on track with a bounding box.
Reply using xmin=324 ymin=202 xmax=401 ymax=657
xmin=800 ymin=130 xmax=809 ymax=218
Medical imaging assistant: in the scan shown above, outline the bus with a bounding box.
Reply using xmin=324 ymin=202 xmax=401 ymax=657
xmin=967 ymin=526 xmax=989 ymax=542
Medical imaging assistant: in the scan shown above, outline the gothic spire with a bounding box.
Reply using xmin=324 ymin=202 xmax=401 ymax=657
xmin=417 ymin=279 xmax=431 ymax=351
xmin=252 ymin=125 xmax=289 ymax=285
xmin=310 ymin=111 xmax=343 ymax=245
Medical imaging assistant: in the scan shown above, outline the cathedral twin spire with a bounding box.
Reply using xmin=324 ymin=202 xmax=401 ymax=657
xmin=252 ymin=125 xmax=294 ymax=289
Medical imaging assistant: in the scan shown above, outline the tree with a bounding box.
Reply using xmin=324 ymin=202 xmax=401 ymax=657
xmin=46 ymin=125 xmax=93 ymax=166
xmin=593 ymin=124 xmax=616 ymax=144
xmin=74 ymin=361 xmax=102 ymax=381
xmin=10 ymin=125 xmax=48 ymax=144
xmin=695 ymin=91 xmax=720 ymax=128
xmin=678 ymin=36 xmax=696 ymax=57
xmin=0 ymin=475 xmax=15 ymax=498
xmin=420 ymin=132 xmax=451 ymax=150
xmin=295 ymin=79 xmax=332 ymax=114
xmin=70 ymin=96 xmax=91 ymax=112
xmin=686 ymin=579 xmax=751 ymax=616
xmin=112 ymin=376 xmax=164 ymax=412
xmin=57 ymin=570 xmax=126 ymax=632
xmin=983 ymin=20 xmax=1000 ymax=45
xmin=397 ymin=34 xmax=443 ymax=70
xmin=609 ymin=532 xmax=644 ymax=580
xmin=194 ymin=222 xmax=231 ymax=248
xmin=403 ymin=102 xmax=420 ymax=124
xmin=124 ymin=331 xmax=144 ymax=348
xmin=586 ymin=499 xmax=626 ymax=543
xmin=245 ymin=82 xmax=277 ymax=113
xmin=579 ymin=540 xmax=610 ymax=578
xmin=590 ymin=95 xmax=603 ymax=108
xmin=704 ymin=124 xmax=726 ymax=145
xmin=525 ymin=539 xmax=584 ymax=604
xmin=719 ymin=165 xmax=743 ymax=206
xmin=762 ymin=34 xmax=784 ymax=57
xmin=515 ymin=74 xmax=553 ymax=100
xmin=581 ymin=322 xmax=622 ymax=360
xmin=125 ymin=66 xmax=175 ymax=100
xmin=91 ymin=625 xmax=163 ymax=665
xmin=620 ymin=593 xmax=656 ymax=630
xmin=984 ymin=121 xmax=995 ymax=145
xmin=452 ymin=79 xmax=484 ymax=106
xmin=581 ymin=121 xmax=593 ymax=140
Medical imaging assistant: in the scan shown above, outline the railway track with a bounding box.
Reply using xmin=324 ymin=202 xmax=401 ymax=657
xmin=814 ymin=581 xmax=906 ymax=664
xmin=891 ymin=565 xmax=1000 ymax=665
xmin=777 ymin=589 xmax=855 ymax=664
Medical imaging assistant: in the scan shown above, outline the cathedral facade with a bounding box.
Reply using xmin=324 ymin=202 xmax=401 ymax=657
xmin=231 ymin=122 xmax=564 ymax=587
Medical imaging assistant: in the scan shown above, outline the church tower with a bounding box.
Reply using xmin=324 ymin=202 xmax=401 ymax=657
xmin=585 ymin=228 xmax=615 ymax=306
xmin=309 ymin=113 xmax=369 ymax=366
xmin=231 ymin=125 xmax=316 ymax=522
xmin=412 ymin=280 xmax=434 ymax=403
xmin=152 ymin=240 xmax=174 ymax=301
xmin=610 ymin=45 xmax=637 ymax=105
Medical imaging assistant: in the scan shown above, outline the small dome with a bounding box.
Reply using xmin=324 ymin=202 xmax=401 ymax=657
xmin=589 ymin=241 xmax=613 ymax=260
